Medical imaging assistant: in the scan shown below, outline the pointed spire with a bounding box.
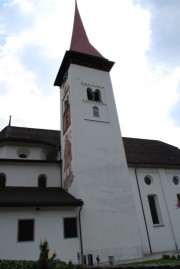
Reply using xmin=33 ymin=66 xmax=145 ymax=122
xmin=70 ymin=0 xmax=103 ymax=58
xmin=8 ymin=115 xmax=11 ymax=126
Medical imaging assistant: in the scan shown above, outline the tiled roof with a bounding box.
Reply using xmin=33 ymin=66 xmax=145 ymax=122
xmin=123 ymin=137 xmax=180 ymax=166
xmin=1 ymin=126 xmax=180 ymax=167
xmin=0 ymin=126 xmax=60 ymax=147
xmin=0 ymin=187 xmax=83 ymax=207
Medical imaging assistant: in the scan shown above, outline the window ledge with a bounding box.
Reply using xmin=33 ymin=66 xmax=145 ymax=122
xmin=153 ymin=224 xmax=164 ymax=228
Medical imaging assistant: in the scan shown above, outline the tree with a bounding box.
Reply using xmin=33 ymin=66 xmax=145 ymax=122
xmin=38 ymin=240 xmax=56 ymax=269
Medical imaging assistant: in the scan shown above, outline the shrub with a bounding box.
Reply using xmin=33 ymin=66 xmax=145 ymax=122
xmin=38 ymin=240 xmax=56 ymax=269
xmin=162 ymin=254 xmax=170 ymax=259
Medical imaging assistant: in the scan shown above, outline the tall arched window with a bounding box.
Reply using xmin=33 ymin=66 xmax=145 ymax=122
xmin=87 ymin=88 xmax=93 ymax=101
xmin=93 ymin=106 xmax=99 ymax=117
xmin=38 ymin=175 xmax=47 ymax=189
xmin=0 ymin=173 xmax=6 ymax=188
xmin=94 ymin=89 xmax=101 ymax=102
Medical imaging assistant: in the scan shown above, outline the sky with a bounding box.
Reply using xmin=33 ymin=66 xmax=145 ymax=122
xmin=0 ymin=0 xmax=180 ymax=148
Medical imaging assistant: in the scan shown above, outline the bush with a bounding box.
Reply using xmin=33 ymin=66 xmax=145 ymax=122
xmin=162 ymin=254 xmax=170 ymax=259
xmin=0 ymin=259 xmax=38 ymax=269
xmin=38 ymin=240 xmax=56 ymax=269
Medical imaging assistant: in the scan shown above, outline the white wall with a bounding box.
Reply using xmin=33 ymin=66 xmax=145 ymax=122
xmin=0 ymin=144 xmax=58 ymax=160
xmin=0 ymin=163 xmax=61 ymax=187
xmin=0 ymin=207 xmax=80 ymax=263
xmin=60 ymin=64 xmax=143 ymax=262
xmin=129 ymin=167 xmax=180 ymax=254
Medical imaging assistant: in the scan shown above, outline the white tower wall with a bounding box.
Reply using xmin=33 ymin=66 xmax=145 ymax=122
xmin=60 ymin=64 xmax=143 ymax=262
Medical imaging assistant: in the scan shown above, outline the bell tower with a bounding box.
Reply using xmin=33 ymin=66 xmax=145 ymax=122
xmin=54 ymin=1 xmax=142 ymax=262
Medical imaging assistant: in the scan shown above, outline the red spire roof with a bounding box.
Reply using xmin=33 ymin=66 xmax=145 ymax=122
xmin=70 ymin=0 xmax=103 ymax=58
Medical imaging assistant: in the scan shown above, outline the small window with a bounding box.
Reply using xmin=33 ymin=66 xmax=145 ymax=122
xmin=144 ymin=176 xmax=151 ymax=185
xmin=93 ymin=106 xmax=99 ymax=117
xmin=94 ymin=89 xmax=101 ymax=102
xmin=87 ymin=88 xmax=93 ymax=101
xmin=173 ymin=176 xmax=179 ymax=185
xmin=0 ymin=173 xmax=6 ymax=188
xmin=64 ymin=218 xmax=78 ymax=239
xmin=38 ymin=175 xmax=47 ymax=188
xmin=18 ymin=219 xmax=34 ymax=242
xmin=148 ymin=195 xmax=161 ymax=225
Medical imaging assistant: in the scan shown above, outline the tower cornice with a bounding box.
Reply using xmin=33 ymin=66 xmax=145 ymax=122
xmin=54 ymin=50 xmax=114 ymax=87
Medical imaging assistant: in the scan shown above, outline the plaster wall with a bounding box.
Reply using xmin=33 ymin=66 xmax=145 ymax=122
xmin=160 ymin=169 xmax=180 ymax=250
xmin=0 ymin=145 xmax=51 ymax=160
xmin=0 ymin=163 xmax=61 ymax=187
xmin=130 ymin=167 xmax=176 ymax=253
xmin=60 ymin=64 xmax=143 ymax=261
xmin=0 ymin=207 xmax=80 ymax=263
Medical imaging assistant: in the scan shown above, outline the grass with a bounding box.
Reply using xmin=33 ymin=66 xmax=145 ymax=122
xmin=135 ymin=258 xmax=180 ymax=265
xmin=120 ymin=254 xmax=180 ymax=267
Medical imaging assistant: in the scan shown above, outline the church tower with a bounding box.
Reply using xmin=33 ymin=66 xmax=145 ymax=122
xmin=54 ymin=1 xmax=142 ymax=262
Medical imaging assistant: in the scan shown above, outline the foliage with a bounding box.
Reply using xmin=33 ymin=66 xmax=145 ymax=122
xmin=0 ymin=259 xmax=38 ymax=269
xmin=38 ymin=240 xmax=56 ymax=269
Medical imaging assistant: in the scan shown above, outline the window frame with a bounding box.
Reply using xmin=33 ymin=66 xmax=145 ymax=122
xmin=93 ymin=106 xmax=99 ymax=117
xmin=147 ymin=195 xmax=162 ymax=226
xmin=38 ymin=175 xmax=47 ymax=188
xmin=17 ymin=219 xmax=34 ymax=242
xmin=63 ymin=217 xmax=78 ymax=239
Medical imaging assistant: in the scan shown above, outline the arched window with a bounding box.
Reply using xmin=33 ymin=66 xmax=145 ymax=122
xmin=87 ymin=88 xmax=93 ymax=101
xmin=94 ymin=89 xmax=101 ymax=102
xmin=38 ymin=175 xmax=47 ymax=189
xmin=0 ymin=173 xmax=6 ymax=188
xmin=93 ymin=106 xmax=99 ymax=117
xmin=87 ymin=88 xmax=102 ymax=102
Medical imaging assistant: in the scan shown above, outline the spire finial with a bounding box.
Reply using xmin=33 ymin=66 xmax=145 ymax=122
xmin=70 ymin=0 xmax=103 ymax=57
xmin=8 ymin=115 xmax=11 ymax=126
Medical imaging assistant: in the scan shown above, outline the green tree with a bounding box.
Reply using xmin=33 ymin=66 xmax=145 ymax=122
xmin=38 ymin=240 xmax=56 ymax=269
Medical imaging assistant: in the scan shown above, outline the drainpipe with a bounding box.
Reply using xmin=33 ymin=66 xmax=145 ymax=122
xmin=78 ymin=205 xmax=84 ymax=264
xmin=135 ymin=165 xmax=152 ymax=254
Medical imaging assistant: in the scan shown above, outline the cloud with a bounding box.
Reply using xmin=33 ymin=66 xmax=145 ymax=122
xmin=0 ymin=82 xmax=8 ymax=94
xmin=133 ymin=0 xmax=180 ymax=69
xmin=19 ymin=43 xmax=58 ymax=94
xmin=170 ymin=80 xmax=180 ymax=126
xmin=0 ymin=0 xmax=33 ymax=36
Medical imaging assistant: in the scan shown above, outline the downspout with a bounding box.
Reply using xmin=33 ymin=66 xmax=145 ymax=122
xmin=135 ymin=165 xmax=152 ymax=254
xmin=78 ymin=205 xmax=84 ymax=264
xmin=60 ymin=159 xmax=63 ymax=187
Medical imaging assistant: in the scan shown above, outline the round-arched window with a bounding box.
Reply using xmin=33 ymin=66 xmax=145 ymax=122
xmin=38 ymin=175 xmax=47 ymax=188
xmin=173 ymin=176 xmax=179 ymax=185
xmin=144 ymin=176 xmax=152 ymax=185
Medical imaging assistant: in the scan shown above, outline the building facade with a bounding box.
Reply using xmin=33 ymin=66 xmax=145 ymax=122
xmin=0 ymin=1 xmax=180 ymax=264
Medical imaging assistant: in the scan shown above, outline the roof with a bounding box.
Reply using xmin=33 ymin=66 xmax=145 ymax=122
xmin=0 ymin=126 xmax=60 ymax=147
xmin=0 ymin=187 xmax=83 ymax=207
xmin=123 ymin=137 xmax=180 ymax=167
xmin=1 ymin=126 xmax=180 ymax=167
xmin=70 ymin=1 xmax=103 ymax=58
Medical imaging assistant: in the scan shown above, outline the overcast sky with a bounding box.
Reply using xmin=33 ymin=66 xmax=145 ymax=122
xmin=1 ymin=0 xmax=180 ymax=148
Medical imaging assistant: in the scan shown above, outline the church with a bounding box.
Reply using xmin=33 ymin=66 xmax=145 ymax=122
xmin=0 ymin=1 xmax=180 ymax=264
